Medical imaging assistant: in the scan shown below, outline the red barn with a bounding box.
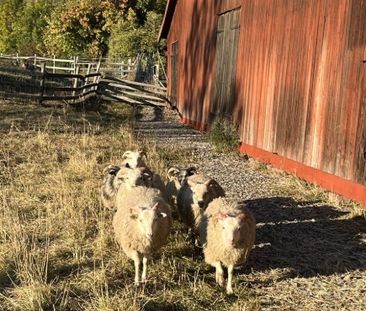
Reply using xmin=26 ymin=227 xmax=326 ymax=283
xmin=159 ymin=0 xmax=366 ymax=205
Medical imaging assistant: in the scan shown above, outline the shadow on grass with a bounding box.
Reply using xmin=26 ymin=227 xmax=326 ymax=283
xmin=243 ymin=197 xmax=366 ymax=278
xmin=142 ymin=300 xmax=188 ymax=311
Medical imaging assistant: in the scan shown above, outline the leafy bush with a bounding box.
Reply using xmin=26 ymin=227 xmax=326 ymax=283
xmin=208 ymin=117 xmax=241 ymax=152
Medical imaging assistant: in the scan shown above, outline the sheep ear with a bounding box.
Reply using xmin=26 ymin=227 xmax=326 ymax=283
xmin=187 ymin=166 xmax=197 ymax=175
xmin=138 ymin=150 xmax=147 ymax=159
xmin=205 ymin=179 xmax=216 ymax=187
xmin=168 ymin=167 xmax=180 ymax=177
xmin=237 ymin=213 xmax=246 ymax=223
xmin=103 ymin=165 xmax=120 ymax=175
xmin=122 ymin=151 xmax=132 ymax=159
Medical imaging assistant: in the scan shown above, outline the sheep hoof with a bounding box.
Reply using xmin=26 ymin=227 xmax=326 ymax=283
xmin=216 ymin=276 xmax=224 ymax=287
xmin=226 ymin=287 xmax=234 ymax=295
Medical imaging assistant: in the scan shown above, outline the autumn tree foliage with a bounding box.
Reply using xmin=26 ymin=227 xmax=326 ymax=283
xmin=0 ymin=0 xmax=166 ymax=58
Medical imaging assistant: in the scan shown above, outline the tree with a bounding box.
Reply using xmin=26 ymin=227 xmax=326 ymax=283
xmin=108 ymin=7 xmax=165 ymax=60
xmin=0 ymin=0 xmax=24 ymax=53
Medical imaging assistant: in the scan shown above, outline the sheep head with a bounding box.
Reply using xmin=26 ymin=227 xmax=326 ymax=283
xmin=114 ymin=167 xmax=152 ymax=189
xmin=102 ymin=164 xmax=120 ymax=176
xmin=213 ymin=212 xmax=247 ymax=248
xmin=189 ymin=178 xmax=223 ymax=209
xmin=130 ymin=202 xmax=168 ymax=240
xmin=167 ymin=166 xmax=197 ymax=186
xmin=122 ymin=150 xmax=147 ymax=168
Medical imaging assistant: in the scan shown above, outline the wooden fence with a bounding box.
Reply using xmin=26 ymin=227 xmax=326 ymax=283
xmin=0 ymin=54 xmax=168 ymax=107
xmin=0 ymin=55 xmax=101 ymax=105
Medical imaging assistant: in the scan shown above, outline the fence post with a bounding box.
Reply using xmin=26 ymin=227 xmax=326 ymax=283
xmin=72 ymin=63 xmax=80 ymax=103
xmin=83 ymin=63 xmax=92 ymax=97
xmin=73 ymin=56 xmax=79 ymax=74
xmin=53 ymin=55 xmax=56 ymax=74
xmin=34 ymin=54 xmax=37 ymax=66
xmin=39 ymin=63 xmax=46 ymax=105
xmin=121 ymin=61 xmax=124 ymax=79
xmin=93 ymin=56 xmax=102 ymax=92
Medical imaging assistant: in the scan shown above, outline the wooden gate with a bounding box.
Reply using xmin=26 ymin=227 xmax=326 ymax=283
xmin=211 ymin=8 xmax=241 ymax=119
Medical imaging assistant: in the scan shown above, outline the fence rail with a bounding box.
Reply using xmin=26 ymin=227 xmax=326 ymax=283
xmin=0 ymin=54 xmax=167 ymax=106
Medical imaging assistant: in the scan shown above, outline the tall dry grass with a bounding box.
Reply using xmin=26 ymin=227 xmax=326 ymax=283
xmin=0 ymin=101 xmax=259 ymax=310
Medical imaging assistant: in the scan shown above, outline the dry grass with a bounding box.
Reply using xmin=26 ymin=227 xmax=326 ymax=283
xmin=1 ymin=100 xmax=365 ymax=311
xmin=0 ymin=100 xmax=260 ymax=310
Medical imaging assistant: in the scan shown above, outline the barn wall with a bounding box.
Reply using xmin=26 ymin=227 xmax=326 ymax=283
xmin=165 ymin=0 xmax=366 ymax=202
xmin=234 ymin=0 xmax=366 ymax=185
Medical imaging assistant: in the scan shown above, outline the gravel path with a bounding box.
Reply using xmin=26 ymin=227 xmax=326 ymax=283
xmin=134 ymin=105 xmax=278 ymax=201
xmin=134 ymin=105 xmax=366 ymax=311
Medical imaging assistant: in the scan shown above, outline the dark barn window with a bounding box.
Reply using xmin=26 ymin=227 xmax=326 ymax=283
xmin=211 ymin=8 xmax=241 ymax=119
xmin=170 ymin=41 xmax=179 ymax=107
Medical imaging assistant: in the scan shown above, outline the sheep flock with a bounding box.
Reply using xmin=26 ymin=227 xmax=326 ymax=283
xmin=101 ymin=150 xmax=256 ymax=295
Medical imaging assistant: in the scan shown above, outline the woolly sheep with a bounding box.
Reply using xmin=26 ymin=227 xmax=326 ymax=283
xmin=113 ymin=187 xmax=172 ymax=285
xmin=176 ymin=174 xmax=225 ymax=235
xmin=199 ymin=197 xmax=256 ymax=294
xmin=166 ymin=166 xmax=197 ymax=206
xmin=100 ymin=165 xmax=153 ymax=210
xmin=121 ymin=150 xmax=167 ymax=199
xmin=100 ymin=164 xmax=121 ymax=210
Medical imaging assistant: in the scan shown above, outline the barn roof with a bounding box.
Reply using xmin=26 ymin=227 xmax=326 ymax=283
xmin=158 ymin=0 xmax=177 ymax=41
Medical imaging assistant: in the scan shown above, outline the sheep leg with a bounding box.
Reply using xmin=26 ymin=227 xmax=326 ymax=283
xmin=141 ymin=256 xmax=148 ymax=283
xmin=214 ymin=262 xmax=224 ymax=287
xmin=226 ymin=264 xmax=234 ymax=294
xmin=131 ymin=251 xmax=141 ymax=286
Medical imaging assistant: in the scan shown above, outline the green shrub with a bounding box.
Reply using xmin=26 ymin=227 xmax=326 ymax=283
xmin=208 ymin=117 xmax=240 ymax=152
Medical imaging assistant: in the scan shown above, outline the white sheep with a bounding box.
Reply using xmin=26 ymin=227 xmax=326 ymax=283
xmin=100 ymin=164 xmax=121 ymax=210
xmin=199 ymin=197 xmax=256 ymax=294
xmin=176 ymin=174 xmax=225 ymax=236
xmin=121 ymin=150 xmax=148 ymax=170
xmin=166 ymin=166 xmax=197 ymax=207
xmin=113 ymin=186 xmax=172 ymax=285
xmin=121 ymin=150 xmax=167 ymax=199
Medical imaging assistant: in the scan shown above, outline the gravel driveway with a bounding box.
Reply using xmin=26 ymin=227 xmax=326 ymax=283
xmin=134 ymin=105 xmax=366 ymax=311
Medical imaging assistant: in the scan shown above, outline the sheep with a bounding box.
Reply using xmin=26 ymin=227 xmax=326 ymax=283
xmin=121 ymin=150 xmax=167 ymax=199
xmin=199 ymin=197 xmax=256 ymax=294
xmin=113 ymin=186 xmax=172 ymax=285
xmin=121 ymin=150 xmax=148 ymax=170
xmin=176 ymin=174 xmax=225 ymax=237
xmin=100 ymin=165 xmax=152 ymax=210
xmin=166 ymin=166 xmax=197 ymax=207
xmin=100 ymin=164 xmax=121 ymax=210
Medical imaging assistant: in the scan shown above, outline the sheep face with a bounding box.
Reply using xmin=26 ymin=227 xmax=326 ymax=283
xmin=122 ymin=150 xmax=146 ymax=169
xmin=115 ymin=167 xmax=152 ymax=189
xmin=189 ymin=179 xmax=215 ymax=209
xmin=214 ymin=213 xmax=247 ymax=248
xmin=168 ymin=166 xmax=197 ymax=196
xmin=131 ymin=203 xmax=168 ymax=240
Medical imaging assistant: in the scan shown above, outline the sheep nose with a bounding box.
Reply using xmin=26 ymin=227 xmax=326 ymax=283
xmin=198 ymin=201 xmax=205 ymax=208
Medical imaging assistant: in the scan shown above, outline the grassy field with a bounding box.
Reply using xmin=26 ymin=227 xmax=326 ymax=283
xmin=0 ymin=100 xmax=365 ymax=311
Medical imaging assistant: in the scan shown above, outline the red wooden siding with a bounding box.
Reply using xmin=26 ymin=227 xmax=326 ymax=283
xmin=162 ymin=0 xmax=366 ymax=204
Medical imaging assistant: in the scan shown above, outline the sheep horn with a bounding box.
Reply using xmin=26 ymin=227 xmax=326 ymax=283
xmin=168 ymin=167 xmax=180 ymax=177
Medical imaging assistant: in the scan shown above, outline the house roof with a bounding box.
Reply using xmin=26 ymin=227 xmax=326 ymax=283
xmin=158 ymin=0 xmax=177 ymax=41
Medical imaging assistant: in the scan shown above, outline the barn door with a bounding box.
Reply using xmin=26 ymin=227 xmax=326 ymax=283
xmin=170 ymin=41 xmax=179 ymax=107
xmin=211 ymin=8 xmax=241 ymax=119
